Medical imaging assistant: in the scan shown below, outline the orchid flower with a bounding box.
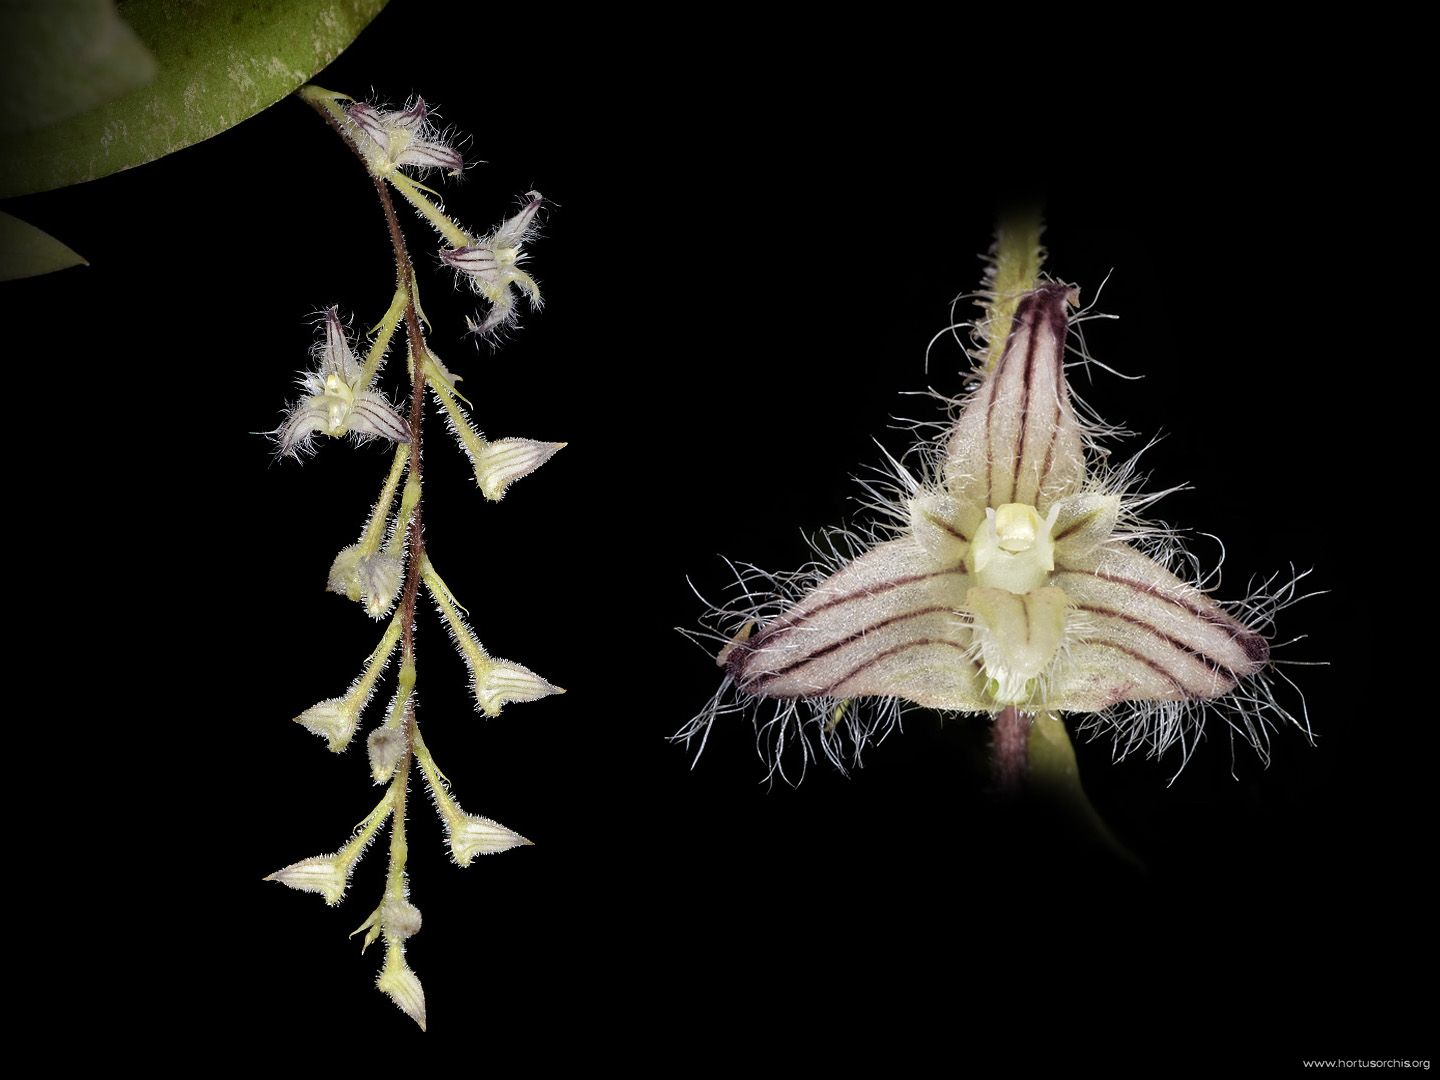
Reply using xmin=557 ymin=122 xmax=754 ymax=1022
xmin=684 ymin=273 xmax=1304 ymax=784
xmin=345 ymin=96 xmax=463 ymax=177
xmin=273 ymin=306 xmax=410 ymax=459
xmin=440 ymin=191 xmax=544 ymax=336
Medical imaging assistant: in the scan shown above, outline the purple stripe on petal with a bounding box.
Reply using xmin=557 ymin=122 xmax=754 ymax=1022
xmin=494 ymin=192 xmax=543 ymax=247
xmin=726 ymin=538 xmax=982 ymax=709
xmin=345 ymin=103 xmax=389 ymax=150
xmin=321 ymin=307 xmax=361 ymax=381
xmin=394 ymin=96 xmax=428 ymax=132
xmin=1052 ymin=639 xmax=1195 ymax=711
xmin=1069 ymin=607 xmax=1237 ymax=697
xmin=757 ymin=605 xmax=957 ymax=682
xmin=399 ymin=141 xmax=462 ymax=174
xmin=945 ymin=285 xmax=1085 ymax=513
xmin=440 ymin=246 xmax=498 ymax=271
xmin=1049 ymin=493 xmax=1121 ymax=561
xmin=1054 ymin=541 xmax=1268 ymax=677
xmin=348 ymin=395 xmax=411 ymax=443
xmin=323 ymin=306 xmax=347 ymax=364
xmin=277 ymin=402 xmax=327 ymax=454
xmin=825 ymin=638 xmax=982 ymax=705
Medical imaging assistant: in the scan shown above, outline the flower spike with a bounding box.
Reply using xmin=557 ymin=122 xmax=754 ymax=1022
xmin=273 ymin=82 xmax=563 ymax=1031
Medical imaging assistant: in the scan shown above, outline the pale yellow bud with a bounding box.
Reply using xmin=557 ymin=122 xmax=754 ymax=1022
xmin=367 ymin=726 xmax=406 ymax=784
xmin=295 ymin=698 xmax=359 ymax=753
xmin=382 ymin=898 xmax=422 ymax=942
xmin=265 ymin=854 xmax=350 ymax=906
xmin=447 ymin=812 xmax=531 ymax=868
xmin=376 ymin=943 xmax=426 ymax=1031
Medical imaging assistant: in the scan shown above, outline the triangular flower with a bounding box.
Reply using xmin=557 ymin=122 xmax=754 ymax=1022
xmin=441 ymin=192 xmax=544 ymax=335
xmin=711 ymin=283 xmax=1277 ymax=767
xmin=273 ymin=307 xmax=410 ymax=459
xmin=346 ymin=96 xmax=463 ymax=177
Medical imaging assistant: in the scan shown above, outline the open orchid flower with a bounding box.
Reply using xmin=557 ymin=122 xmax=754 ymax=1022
xmin=685 ymin=281 xmax=1302 ymax=781
xmin=274 ymin=306 xmax=410 ymax=459
xmin=440 ymin=191 xmax=544 ymax=336
xmin=344 ymin=96 xmax=463 ymax=177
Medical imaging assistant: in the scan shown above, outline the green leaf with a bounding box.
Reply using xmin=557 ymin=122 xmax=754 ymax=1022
xmin=0 ymin=211 xmax=88 ymax=282
xmin=1027 ymin=712 xmax=1140 ymax=868
xmin=0 ymin=0 xmax=389 ymax=198
xmin=0 ymin=1 xmax=158 ymax=136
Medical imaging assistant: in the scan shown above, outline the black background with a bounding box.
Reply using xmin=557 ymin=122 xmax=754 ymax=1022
xmin=4 ymin=4 xmax=1410 ymax=1068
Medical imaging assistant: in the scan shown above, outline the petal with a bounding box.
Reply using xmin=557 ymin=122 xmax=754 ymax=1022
xmin=275 ymin=399 xmax=327 ymax=456
xmin=397 ymin=139 xmax=462 ymax=174
xmin=469 ymin=291 xmax=516 ymax=335
xmin=1049 ymin=541 xmax=1269 ymax=709
xmin=347 ymin=393 xmax=412 ymax=444
xmin=724 ymin=538 xmax=985 ymax=709
xmin=391 ymin=96 xmax=428 ymax=133
xmin=440 ymin=244 xmax=500 ymax=287
xmin=472 ymin=437 xmax=565 ymax=501
xmin=322 ymin=306 xmax=361 ymax=382
xmin=345 ymin=102 xmax=389 ymax=150
xmin=1050 ymin=492 xmax=1121 ymax=562
xmin=908 ymin=489 xmax=983 ymax=561
xmin=944 ymin=284 xmax=1085 ymax=513
xmin=493 ymin=191 xmax=542 ymax=247
xmin=510 ymin=268 xmax=543 ymax=307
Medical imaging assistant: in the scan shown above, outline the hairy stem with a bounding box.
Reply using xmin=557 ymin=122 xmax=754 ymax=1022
xmin=982 ymin=207 xmax=1045 ymax=372
xmin=358 ymin=445 xmax=410 ymax=554
xmin=389 ymin=172 xmax=473 ymax=248
xmin=304 ymin=85 xmax=433 ymax=901
xmin=375 ymin=160 xmax=429 ymax=884
xmin=359 ymin=286 xmax=408 ymax=388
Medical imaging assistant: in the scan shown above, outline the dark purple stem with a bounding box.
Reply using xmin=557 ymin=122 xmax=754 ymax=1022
xmin=992 ymin=707 xmax=1029 ymax=793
